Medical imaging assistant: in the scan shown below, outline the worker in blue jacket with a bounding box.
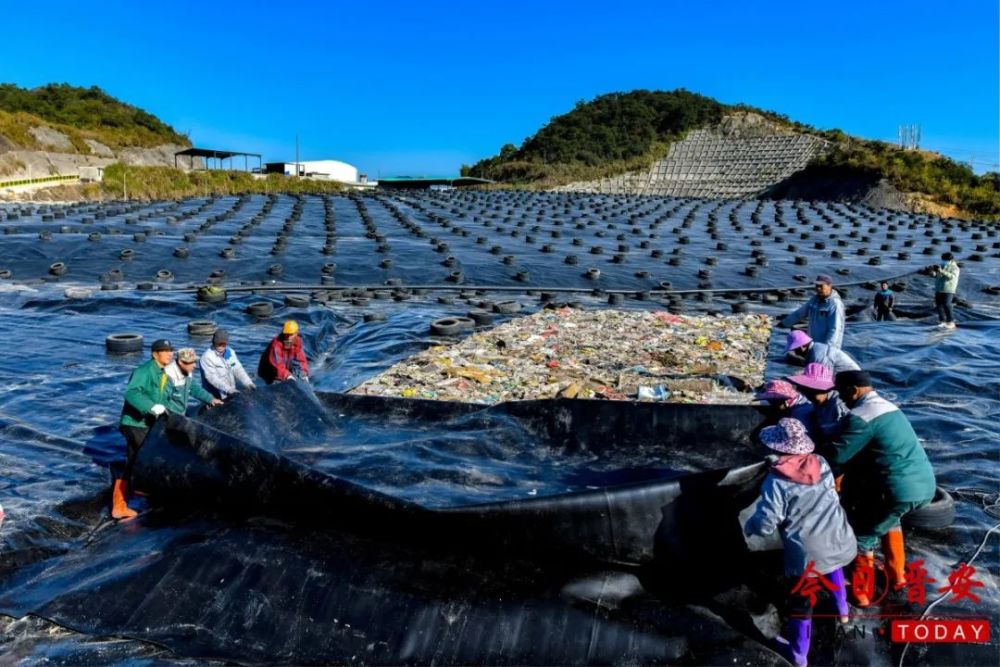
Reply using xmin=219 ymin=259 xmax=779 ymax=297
xmin=781 ymin=275 xmax=846 ymax=349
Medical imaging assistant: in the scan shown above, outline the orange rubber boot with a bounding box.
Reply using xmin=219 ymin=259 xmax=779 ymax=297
xmin=883 ymin=527 xmax=907 ymax=591
xmin=111 ymin=479 xmax=138 ymax=520
xmin=852 ymin=552 xmax=875 ymax=607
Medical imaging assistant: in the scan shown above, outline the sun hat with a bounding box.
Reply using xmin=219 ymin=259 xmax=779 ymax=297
xmin=759 ymin=417 xmax=815 ymax=455
xmin=177 ymin=348 xmax=198 ymax=364
xmin=151 ymin=339 xmax=173 ymax=352
xmin=755 ymin=379 xmax=800 ymax=408
xmin=788 ymin=362 xmax=835 ymax=391
xmin=784 ymin=330 xmax=813 ymax=355
xmin=787 ymin=362 xmax=835 ymax=391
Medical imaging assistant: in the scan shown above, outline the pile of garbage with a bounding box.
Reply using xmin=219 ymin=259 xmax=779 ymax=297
xmin=350 ymin=308 xmax=771 ymax=404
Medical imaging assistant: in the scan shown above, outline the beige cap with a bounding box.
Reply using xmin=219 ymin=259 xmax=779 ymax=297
xmin=177 ymin=348 xmax=198 ymax=363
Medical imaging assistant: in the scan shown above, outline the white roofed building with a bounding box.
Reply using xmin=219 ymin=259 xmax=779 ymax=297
xmin=264 ymin=160 xmax=360 ymax=184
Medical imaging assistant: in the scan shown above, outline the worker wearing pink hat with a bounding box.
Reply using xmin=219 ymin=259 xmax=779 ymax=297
xmin=787 ymin=363 xmax=850 ymax=445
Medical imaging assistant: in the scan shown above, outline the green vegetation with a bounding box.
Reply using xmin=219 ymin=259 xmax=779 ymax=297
xmin=0 ymin=84 xmax=189 ymax=155
xmin=810 ymin=141 xmax=1000 ymax=217
xmin=463 ymin=90 xmax=725 ymax=186
xmin=100 ymin=163 xmax=344 ymax=200
xmin=466 ymin=88 xmax=999 ymax=217
xmin=0 ymin=83 xmax=187 ymax=148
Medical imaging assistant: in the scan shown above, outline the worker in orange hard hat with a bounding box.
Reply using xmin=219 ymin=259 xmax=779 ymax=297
xmin=257 ymin=320 xmax=310 ymax=384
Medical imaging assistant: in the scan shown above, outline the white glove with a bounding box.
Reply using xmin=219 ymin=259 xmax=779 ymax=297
xmin=150 ymin=404 xmax=166 ymax=416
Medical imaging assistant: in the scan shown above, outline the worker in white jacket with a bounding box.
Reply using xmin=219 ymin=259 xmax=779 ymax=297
xmin=200 ymin=329 xmax=256 ymax=399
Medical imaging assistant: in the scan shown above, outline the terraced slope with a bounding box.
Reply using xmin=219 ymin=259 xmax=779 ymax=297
xmin=555 ymin=122 xmax=829 ymax=198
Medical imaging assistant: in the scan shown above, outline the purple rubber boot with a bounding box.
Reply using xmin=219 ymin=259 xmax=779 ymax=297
xmin=774 ymin=618 xmax=811 ymax=667
xmin=829 ymin=568 xmax=850 ymax=622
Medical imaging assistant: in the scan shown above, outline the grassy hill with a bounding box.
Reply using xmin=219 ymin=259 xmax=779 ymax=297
xmin=464 ymin=89 xmax=1000 ymax=218
xmin=803 ymin=141 xmax=1000 ymax=217
xmin=0 ymin=83 xmax=189 ymax=152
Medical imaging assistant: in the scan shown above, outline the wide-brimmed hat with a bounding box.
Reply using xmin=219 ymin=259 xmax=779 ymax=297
xmin=759 ymin=418 xmax=815 ymax=455
xmin=787 ymin=362 xmax=835 ymax=391
xmin=784 ymin=330 xmax=813 ymax=354
xmin=755 ymin=379 xmax=800 ymax=406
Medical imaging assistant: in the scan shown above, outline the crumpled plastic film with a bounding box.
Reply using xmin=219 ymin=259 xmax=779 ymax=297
xmin=350 ymin=309 xmax=771 ymax=404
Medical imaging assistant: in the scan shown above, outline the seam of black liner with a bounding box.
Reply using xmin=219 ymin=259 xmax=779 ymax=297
xmin=138 ymin=271 xmax=918 ymax=297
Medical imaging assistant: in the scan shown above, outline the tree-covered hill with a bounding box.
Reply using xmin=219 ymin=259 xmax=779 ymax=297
xmin=0 ymin=83 xmax=188 ymax=150
xmin=463 ymin=90 xmax=728 ymax=184
xmin=464 ymin=89 xmax=999 ymax=218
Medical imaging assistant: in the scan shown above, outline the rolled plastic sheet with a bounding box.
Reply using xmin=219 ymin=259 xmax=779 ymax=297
xmin=133 ymin=382 xmax=767 ymax=565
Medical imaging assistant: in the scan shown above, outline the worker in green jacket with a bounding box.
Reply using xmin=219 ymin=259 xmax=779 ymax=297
xmin=930 ymin=252 xmax=960 ymax=329
xmin=824 ymin=370 xmax=936 ymax=607
xmin=114 ymin=338 xmax=174 ymax=520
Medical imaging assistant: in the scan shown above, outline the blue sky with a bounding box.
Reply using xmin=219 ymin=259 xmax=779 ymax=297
xmin=2 ymin=0 xmax=997 ymax=175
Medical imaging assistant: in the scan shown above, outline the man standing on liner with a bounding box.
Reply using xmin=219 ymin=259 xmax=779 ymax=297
xmin=781 ymin=275 xmax=846 ymax=349
xmin=930 ymin=252 xmax=960 ymax=329
xmin=114 ymin=338 xmax=173 ymax=520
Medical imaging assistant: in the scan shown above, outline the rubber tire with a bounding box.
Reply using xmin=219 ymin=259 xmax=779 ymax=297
xmin=198 ymin=289 xmax=227 ymax=304
xmin=284 ymin=294 xmax=310 ymax=308
xmin=247 ymin=301 xmax=274 ymax=317
xmin=187 ymin=320 xmax=218 ymax=336
xmin=64 ymin=287 xmax=93 ymax=299
xmin=106 ymin=332 xmax=144 ymax=354
xmin=430 ymin=317 xmax=466 ymax=336
xmin=363 ymin=312 xmax=387 ymax=323
xmin=49 ymin=262 xmax=67 ymax=276
xmin=467 ymin=309 xmax=496 ymax=326
xmin=902 ymin=486 xmax=955 ymax=532
xmin=493 ymin=300 xmax=521 ymax=314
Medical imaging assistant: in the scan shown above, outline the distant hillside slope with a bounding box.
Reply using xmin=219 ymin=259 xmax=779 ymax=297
xmin=552 ymin=112 xmax=830 ymax=199
xmin=0 ymin=83 xmax=191 ymax=180
xmin=465 ymin=89 xmax=1000 ymax=218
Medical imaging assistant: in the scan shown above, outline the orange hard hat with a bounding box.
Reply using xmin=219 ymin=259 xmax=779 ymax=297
xmin=282 ymin=320 xmax=299 ymax=335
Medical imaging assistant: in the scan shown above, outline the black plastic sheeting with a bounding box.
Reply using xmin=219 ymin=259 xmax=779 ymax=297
xmin=0 ymin=193 xmax=997 ymax=665
xmin=132 ymin=385 xmax=766 ymax=565
xmin=2 ymin=192 xmax=999 ymax=292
